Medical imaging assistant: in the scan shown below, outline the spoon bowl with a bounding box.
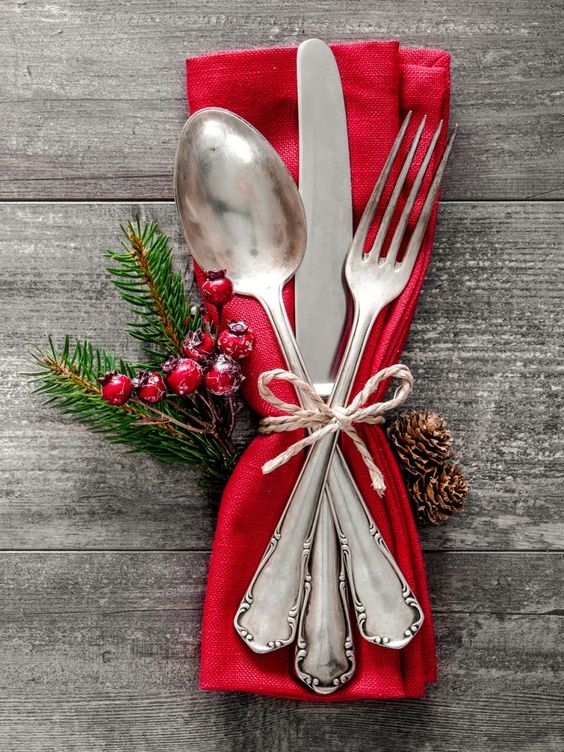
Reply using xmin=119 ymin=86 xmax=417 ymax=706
xmin=174 ymin=107 xmax=307 ymax=300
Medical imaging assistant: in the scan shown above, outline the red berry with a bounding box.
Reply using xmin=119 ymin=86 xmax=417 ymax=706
xmin=132 ymin=371 xmax=166 ymax=404
xmin=218 ymin=320 xmax=255 ymax=360
xmin=182 ymin=329 xmax=215 ymax=363
xmin=164 ymin=358 xmax=203 ymax=396
xmin=98 ymin=372 xmax=133 ymax=406
xmin=204 ymin=354 xmax=244 ymax=396
xmin=202 ymin=269 xmax=234 ymax=306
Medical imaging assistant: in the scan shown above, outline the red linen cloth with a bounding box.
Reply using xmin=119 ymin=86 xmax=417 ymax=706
xmin=186 ymin=40 xmax=450 ymax=700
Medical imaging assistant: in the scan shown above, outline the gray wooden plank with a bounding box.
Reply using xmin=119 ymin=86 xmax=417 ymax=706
xmin=0 ymin=0 xmax=562 ymax=201
xmin=0 ymin=551 xmax=561 ymax=752
xmin=1 ymin=201 xmax=562 ymax=551
xmin=1 ymin=551 xmax=560 ymax=620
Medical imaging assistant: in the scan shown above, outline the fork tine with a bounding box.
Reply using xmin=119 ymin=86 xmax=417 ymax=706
xmin=400 ymin=124 xmax=458 ymax=274
xmin=369 ymin=115 xmax=427 ymax=257
xmin=349 ymin=111 xmax=413 ymax=257
xmin=384 ymin=119 xmax=443 ymax=266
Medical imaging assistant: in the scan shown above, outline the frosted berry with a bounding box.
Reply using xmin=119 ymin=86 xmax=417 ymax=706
xmin=204 ymin=354 xmax=244 ymax=396
xmin=182 ymin=329 xmax=215 ymax=363
xmin=162 ymin=355 xmax=179 ymax=374
xmin=98 ymin=372 xmax=133 ymax=406
xmin=132 ymin=370 xmax=166 ymax=404
xmin=218 ymin=320 xmax=255 ymax=360
xmin=202 ymin=269 xmax=234 ymax=307
xmin=163 ymin=357 xmax=203 ymax=396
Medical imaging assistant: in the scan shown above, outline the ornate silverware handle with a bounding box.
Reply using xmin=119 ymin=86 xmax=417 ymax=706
xmin=326 ymin=442 xmax=423 ymax=644
xmin=305 ymin=300 xmax=424 ymax=645
xmin=234 ymin=289 xmax=423 ymax=655
xmin=296 ymin=301 xmax=423 ymax=647
xmin=295 ymin=497 xmax=354 ymax=693
xmin=234 ymin=289 xmax=354 ymax=683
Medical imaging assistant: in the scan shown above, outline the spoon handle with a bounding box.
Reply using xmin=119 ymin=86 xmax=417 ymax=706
xmin=234 ymin=287 xmax=355 ymax=692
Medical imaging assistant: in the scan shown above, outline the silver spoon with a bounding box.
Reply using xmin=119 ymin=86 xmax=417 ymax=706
xmin=174 ymin=107 xmax=355 ymax=693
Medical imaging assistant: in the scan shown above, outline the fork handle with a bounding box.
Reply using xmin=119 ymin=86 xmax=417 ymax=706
xmin=324 ymin=447 xmax=424 ymax=645
xmin=306 ymin=303 xmax=424 ymax=645
xmin=234 ymin=399 xmax=353 ymax=656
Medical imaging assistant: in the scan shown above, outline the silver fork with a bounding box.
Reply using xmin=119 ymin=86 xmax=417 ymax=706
xmin=296 ymin=115 xmax=458 ymax=650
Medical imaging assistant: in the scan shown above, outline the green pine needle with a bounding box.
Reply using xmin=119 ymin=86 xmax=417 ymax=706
xmin=105 ymin=218 xmax=201 ymax=368
xmin=29 ymin=218 xmax=242 ymax=497
xmin=28 ymin=217 xmax=242 ymax=495
xmin=29 ymin=340 xmax=237 ymax=496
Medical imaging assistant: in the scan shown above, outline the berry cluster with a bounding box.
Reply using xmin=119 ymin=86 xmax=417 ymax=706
xmin=98 ymin=269 xmax=254 ymax=407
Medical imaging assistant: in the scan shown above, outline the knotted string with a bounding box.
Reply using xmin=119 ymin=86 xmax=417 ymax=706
xmin=258 ymin=364 xmax=413 ymax=494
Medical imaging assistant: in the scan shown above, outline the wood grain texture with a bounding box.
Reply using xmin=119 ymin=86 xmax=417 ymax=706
xmin=0 ymin=551 xmax=561 ymax=752
xmin=1 ymin=2 xmax=563 ymax=747
xmin=1 ymin=201 xmax=562 ymax=551
xmin=0 ymin=0 xmax=562 ymax=201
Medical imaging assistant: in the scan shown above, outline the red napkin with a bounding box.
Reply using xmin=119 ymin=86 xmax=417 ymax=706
xmin=186 ymin=40 xmax=450 ymax=700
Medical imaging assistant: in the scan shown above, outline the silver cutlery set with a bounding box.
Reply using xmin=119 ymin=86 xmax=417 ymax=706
xmin=175 ymin=39 xmax=456 ymax=694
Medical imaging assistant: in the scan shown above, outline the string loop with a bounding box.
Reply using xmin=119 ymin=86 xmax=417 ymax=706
xmin=258 ymin=364 xmax=413 ymax=493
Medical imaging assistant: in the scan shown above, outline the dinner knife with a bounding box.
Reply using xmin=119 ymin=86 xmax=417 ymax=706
xmin=294 ymin=38 xmax=355 ymax=692
xmin=295 ymin=39 xmax=351 ymax=394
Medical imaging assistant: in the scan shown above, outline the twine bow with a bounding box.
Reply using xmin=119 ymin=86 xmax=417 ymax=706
xmin=258 ymin=364 xmax=413 ymax=494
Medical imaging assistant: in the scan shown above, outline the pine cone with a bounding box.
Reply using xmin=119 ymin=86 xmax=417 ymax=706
xmin=411 ymin=463 xmax=468 ymax=525
xmin=387 ymin=410 xmax=453 ymax=478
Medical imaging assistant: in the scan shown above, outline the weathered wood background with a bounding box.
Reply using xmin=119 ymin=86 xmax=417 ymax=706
xmin=1 ymin=1 xmax=562 ymax=750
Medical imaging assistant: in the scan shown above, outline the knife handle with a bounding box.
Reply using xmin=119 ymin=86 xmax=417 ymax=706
xmin=297 ymin=446 xmax=425 ymax=696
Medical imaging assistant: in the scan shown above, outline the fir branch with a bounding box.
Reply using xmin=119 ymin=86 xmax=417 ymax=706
xmin=28 ymin=336 xmax=238 ymax=496
xmin=105 ymin=218 xmax=201 ymax=368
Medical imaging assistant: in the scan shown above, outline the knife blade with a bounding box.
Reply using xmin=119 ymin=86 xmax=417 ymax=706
xmin=294 ymin=38 xmax=355 ymax=693
xmin=296 ymin=38 xmax=352 ymax=396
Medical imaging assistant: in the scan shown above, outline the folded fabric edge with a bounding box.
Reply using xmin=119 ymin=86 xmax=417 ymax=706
xmin=198 ymin=678 xmax=429 ymax=702
xmin=185 ymin=40 xmax=451 ymax=80
xmin=399 ymin=46 xmax=451 ymax=68
xmin=186 ymin=38 xmax=399 ymax=63
xmin=185 ymin=39 xmax=449 ymax=64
